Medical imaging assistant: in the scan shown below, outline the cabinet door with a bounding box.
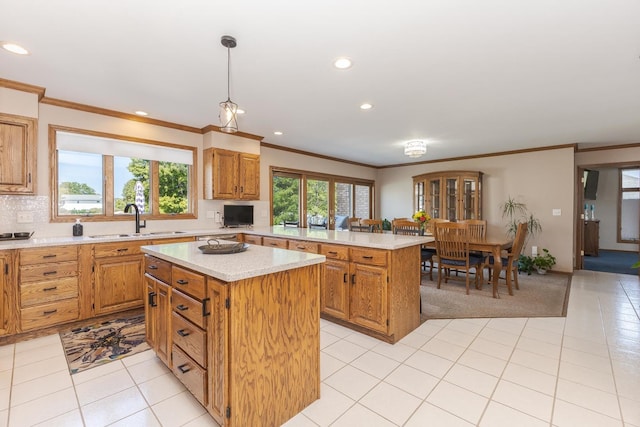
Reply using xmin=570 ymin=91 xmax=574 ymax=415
xmin=155 ymin=280 xmax=171 ymax=365
xmin=321 ymin=259 xmax=349 ymax=319
xmin=0 ymin=254 xmax=9 ymax=335
xmin=0 ymin=115 xmax=36 ymax=195
xmin=207 ymin=277 xmax=229 ymax=426
xmin=144 ymin=275 xmax=157 ymax=349
xmin=238 ymin=153 xmax=260 ymax=200
xmin=426 ymin=177 xmax=441 ymax=219
xmin=213 ymin=149 xmax=238 ymax=199
xmin=349 ymin=263 xmax=388 ymax=334
xmin=94 ymin=254 xmax=145 ymax=315
xmin=460 ymin=175 xmax=480 ymax=220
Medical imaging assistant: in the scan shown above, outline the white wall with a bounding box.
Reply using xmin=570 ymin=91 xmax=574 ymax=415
xmin=378 ymin=147 xmax=576 ymax=273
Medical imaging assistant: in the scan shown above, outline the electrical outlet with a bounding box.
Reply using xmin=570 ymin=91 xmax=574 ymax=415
xmin=17 ymin=212 xmax=33 ymax=223
xmin=552 ymin=209 xmax=561 ymax=216
xmin=215 ymin=212 xmax=221 ymax=223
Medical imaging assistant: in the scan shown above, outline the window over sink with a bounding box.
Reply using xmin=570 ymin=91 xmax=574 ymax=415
xmin=50 ymin=126 xmax=197 ymax=222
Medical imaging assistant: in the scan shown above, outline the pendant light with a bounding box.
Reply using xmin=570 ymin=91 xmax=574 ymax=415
xmin=219 ymin=35 xmax=238 ymax=133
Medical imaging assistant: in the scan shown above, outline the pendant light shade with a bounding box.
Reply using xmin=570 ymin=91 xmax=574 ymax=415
xmin=219 ymin=35 xmax=238 ymax=133
xmin=404 ymin=140 xmax=427 ymax=158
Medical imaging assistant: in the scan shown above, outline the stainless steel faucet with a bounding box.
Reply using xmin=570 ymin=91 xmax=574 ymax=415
xmin=124 ymin=203 xmax=146 ymax=233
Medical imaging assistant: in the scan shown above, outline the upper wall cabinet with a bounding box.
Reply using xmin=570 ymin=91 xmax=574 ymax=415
xmin=203 ymin=148 xmax=260 ymax=200
xmin=0 ymin=114 xmax=36 ymax=195
xmin=413 ymin=171 xmax=483 ymax=221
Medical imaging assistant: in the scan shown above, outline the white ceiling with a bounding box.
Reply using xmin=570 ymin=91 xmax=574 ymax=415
xmin=1 ymin=0 xmax=640 ymax=167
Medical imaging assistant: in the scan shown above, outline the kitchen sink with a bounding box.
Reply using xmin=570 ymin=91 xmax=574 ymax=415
xmin=88 ymin=231 xmax=186 ymax=239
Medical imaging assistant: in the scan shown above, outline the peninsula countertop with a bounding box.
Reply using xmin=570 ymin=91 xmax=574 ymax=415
xmin=245 ymin=226 xmax=433 ymax=250
xmin=141 ymin=240 xmax=325 ymax=282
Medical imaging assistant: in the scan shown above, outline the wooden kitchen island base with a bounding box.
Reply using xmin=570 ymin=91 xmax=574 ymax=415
xmin=142 ymin=242 xmax=323 ymax=427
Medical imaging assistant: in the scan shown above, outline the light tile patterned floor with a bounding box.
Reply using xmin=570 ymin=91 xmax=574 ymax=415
xmin=0 ymin=270 xmax=638 ymax=426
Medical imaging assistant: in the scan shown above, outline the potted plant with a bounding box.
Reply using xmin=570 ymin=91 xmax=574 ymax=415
xmin=518 ymin=254 xmax=536 ymax=275
xmin=533 ymin=248 xmax=556 ymax=274
xmin=501 ymin=196 xmax=542 ymax=244
xmin=412 ymin=210 xmax=431 ymax=235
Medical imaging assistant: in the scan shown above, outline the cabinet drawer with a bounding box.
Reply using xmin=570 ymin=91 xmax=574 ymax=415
xmin=172 ymin=289 xmax=207 ymax=329
xmin=242 ymin=234 xmax=263 ymax=245
xmin=20 ymin=298 xmax=79 ymax=331
xmin=145 ymin=255 xmax=171 ymax=283
xmin=349 ymin=247 xmax=388 ymax=266
xmin=172 ymin=345 xmax=207 ymax=406
xmin=20 ymin=245 xmax=78 ymax=265
xmin=320 ymin=244 xmax=349 ymax=261
xmin=262 ymin=237 xmax=288 ymax=249
xmin=172 ymin=312 xmax=206 ymax=367
xmin=20 ymin=261 xmax=78 ymax=283
xmin=172 ymin=266 xmax=205 ymax=300
xmin=94 ymin=241 xmax=147 ymax=258
xmin=20 ymin=276 xmax=78 ymax=307
xmin=288 ymin=240 xmax=319 ymax=254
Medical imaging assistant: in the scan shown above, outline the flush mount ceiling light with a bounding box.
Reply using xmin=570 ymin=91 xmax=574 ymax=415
xmin=360 ymin=103 xmax=373 ymax=110
xmin=274 ymin=131 xmax=283 ymax=135
xmin=219 ymin=35 xmax=238 ymax=133
xmin=404 ymin=140 xmax=427 ymax=158
xmin=333 ymin=57 xmax=352 ymax=69
xmin=1 ymin=41 xmax=29 ymax=55
xmin=134 ymin=110 xmax=148 ymax=116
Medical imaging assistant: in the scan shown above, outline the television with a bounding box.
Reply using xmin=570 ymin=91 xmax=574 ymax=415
xmin=584 ymin=170 xmax=599 ymax=200
xmin=223 ymin=205 xmax=254 ymax=227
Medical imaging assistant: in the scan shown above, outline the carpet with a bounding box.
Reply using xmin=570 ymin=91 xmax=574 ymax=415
xmin=421 ymin=271 xmax=571 ymax=320
xmin=60 ymin=314 xmax=150 ymax=374
xmin=584 ymin=250 xmax=638 ymax=275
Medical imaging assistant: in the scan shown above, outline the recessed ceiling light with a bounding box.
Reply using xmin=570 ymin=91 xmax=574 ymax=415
xmin=333 ymin=57 xmax=352 ymax=69
xmin=237 ymin=108 xmax=245 ymax=114
xmin=1 ymin=42 xmax=29 ymax=55
xmin=274 ymin=131 xmax=283 ymax=136
xmin=134 ymin=110 xmax=148 ymax=116
xmin=360 ymin=103 xmax=373 ymax=110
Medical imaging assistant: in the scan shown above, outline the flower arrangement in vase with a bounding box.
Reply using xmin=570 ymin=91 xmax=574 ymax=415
xmin=412 ymin=210 xmax=431 ymax=234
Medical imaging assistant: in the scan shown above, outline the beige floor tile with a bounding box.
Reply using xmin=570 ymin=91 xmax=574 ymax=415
xmin=510 ymin=348 xmax=559 ymax=376
xmin=108 ymin=408 xmax=162 ymax=427
xmin=404 ymin=349 xmax=455 ymax=378
xmin=501 ymin=363 xmax=557 ymax=396
xmin=33 ymin=409 xmax=84 ymax=427
xmin=421 ymin=337 xmax=467 ymax=361
xmin=457 ymin=348 xmax=507 ymax=377
xmin=150 ymin=390 xmax=207 ymax=427
xmin=552 ymin=399 xmax=623 ymax=427
xmin=426 ymin=380 xmax=488 ymax=424
xmin=11 ymin=354 xmax=69 ymax=385
xmin=320 ymin=351 xmax=346 ymax=380
xmin=81 ymin=386 xmax=148 ymax=427
xmin=492 ymin=380 xmax=553 ymax=421
xmin=351 ymin=350 xmax=400 ymax=379
xmin=322 ymin=339 xmax=368 ymax=363
xmin=556 ymin=378 xmax=621 ymax=420
xmin=75 ymin=369 xmax=135 ymax=406
xmin=371 ymin=340 xmax=417 ymax=362
xmin=444 ymin=364 xmax=499 ymax=397
xmin=126 ymin=356 xmax=171 ymax=384
xmin=71 ymin=359 xmax=126 ymax=385
xmin=302 ymin=383 xmax=354 ymax=426
xmin=8 ymin=387 xmax=78 ymax=426
xmin=137 ymin=371 xmax=186 ymax=405
xmin=468 ymin=336 xmax=514 ymax=360
xmin=480 ymin=401 xmax=549 ymax=427
xmin=360 ymin=381 xmax=422 ymax=425
xmin=281 ymin=412 xmax=317 ymax=427
xmin=10 ymin=369 xmax=73 ymax=407
xmin=332 ymin=403 xmax=396 ymax=427
xmin=384 ymin=364 xmax=439 ymax=399
xmin=405 ymin=402 xmax=474 ymax=427
xmin=324 ymin=365 xmax=379 ymax=400
xmin=559 ymin=359 xmax=616 ymax=393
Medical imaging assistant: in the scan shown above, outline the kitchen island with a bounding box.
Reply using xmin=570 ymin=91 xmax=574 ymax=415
xmin=141 ymin=240 xmax=324 ymax=427
xmin=243 ymin=226 xmax=433 ymax=343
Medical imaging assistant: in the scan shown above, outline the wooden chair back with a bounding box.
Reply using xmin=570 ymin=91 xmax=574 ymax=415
xmin=348 ymin=217 xmax=362 ymax=231
xmin=434 ymin=222 xmax=470 ymax=263
xmin=392 ymin=219 xmax=420 ymax=235
xmin=509 ymin=222 xmax=528 ymax=258
xmin=426 ymin=218 xmax=449 ymax=234
xmin=458 ymin=219 xmax=486 ymax=240
xmin=361 ymin=219 xmax=383 ymax=233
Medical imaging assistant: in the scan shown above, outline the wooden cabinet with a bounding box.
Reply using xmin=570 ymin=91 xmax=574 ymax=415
xmin=203 ymin=148 xmax=260 ymax=200
xmin=0 ymin=113 xmax=36 ymax=195
xmin=241 ymin=234 xmax=262 ymax=245
xmin=320 ymin=244 xmax=349 ymax=320
xmin=262 ymin=236 xmax=288 ymax=249
xmin=144 ymin=255 xmax=172 ymax=366
xmin=287 ymin=240 xmax=319 ymax=253
xmin=413 ymin=171 xmax=482 ymax=221
xmin=584 ymin=220 xmax=600 ymax=257
xmin=93 ymin=241 xmax=148 ymax=315
xmin=18 ymin=246 xmax=79 ymax=331
xmin=0 ymin=251 xmax=12 ymax=336
xmin=170 ymin=265 xmax=209 ymax=407
xmin=349 ymin=248 xmax=389 ymax=334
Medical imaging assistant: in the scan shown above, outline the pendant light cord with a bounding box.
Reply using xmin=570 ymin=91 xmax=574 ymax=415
xmin=226 ymin=47 xmax=231 ymax=102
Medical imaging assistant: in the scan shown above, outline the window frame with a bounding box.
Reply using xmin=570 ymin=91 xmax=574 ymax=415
xmin=49 ymin=125 xmax=197 ymax=222
xmin=618 ymin=166 xmax=640 ymax=243
xmin=270 ymin=166 xmax=375 ymax=229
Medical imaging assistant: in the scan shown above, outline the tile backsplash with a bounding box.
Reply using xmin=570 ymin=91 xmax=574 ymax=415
xmin=0 ymin=195 xmax=50 ymax=234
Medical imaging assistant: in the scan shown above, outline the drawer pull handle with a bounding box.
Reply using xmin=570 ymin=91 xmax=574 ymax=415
xmin=148 ymin=265 xmax=158 ymax=270
xmin=43 ymin=309 xmax=57 ymax=315
xmin=148 ymin=291 xmax=157 ymax=307
xmin=202 ymin=297 xmax=210 ymax=317
xmin=43 ymin=286 xmax=58 ymax=291
xmin=176 ymin=304 xmax=188 ymax=311
xmin=176 ymin=279 xmax=188 ymax=285
xmin=177 ymin=329 xmax=190 ymax=337
xmin=343 ymin=273 xmax=347 ymax=283
xmin=362 ymin=255 xmax=374 ymax=259
xmin=177 ymin=363 xmax=191 ymax=373
xmin=328 ymin=251 xmax=337 ymax=255
xmin=296 ymin=246 xmax=305 ymax=250
xmin=351 ymin=274 xmax=356 ymax=285
xmin=43 ymin=271 xmax=57 ymax=276
xmin=42 ymin=254 xmax=56 ymax=259
xmin=117 ymin=248 xmax=128 ymax=252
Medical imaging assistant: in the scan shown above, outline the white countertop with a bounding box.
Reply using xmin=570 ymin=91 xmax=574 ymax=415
xmin=246 ymin=226 xmax=433 ymax=250
xmin=141 ymin=241 xmax=325 ymax=282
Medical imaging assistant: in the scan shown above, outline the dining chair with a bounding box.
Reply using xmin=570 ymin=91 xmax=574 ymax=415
xmin=392 ymin=220 xmax=435 ymax=280
xmin=391 ymin=218 xmax=410 ymax=234
xmin=361 ymin=219 xmax=383 ymax=233
xmin=458 ymin=219 xmax=486 ymax=239
xmin=482 ymin=222 xmax=528 ymax=296
xmin=434 ymin=222 xmax=484 ymax=295
xmin=348 ymin=217 xmax=362 ymax=231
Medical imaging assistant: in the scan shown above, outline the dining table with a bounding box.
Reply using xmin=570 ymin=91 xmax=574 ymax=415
xmin=424 ymin=234 xmax=514 ymax=298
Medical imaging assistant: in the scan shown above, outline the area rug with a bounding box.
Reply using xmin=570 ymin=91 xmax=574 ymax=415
xmin=421 ymin=271 xmax=571 ymax=320
xmin=60 ymin=314 xmax=150 ymax=374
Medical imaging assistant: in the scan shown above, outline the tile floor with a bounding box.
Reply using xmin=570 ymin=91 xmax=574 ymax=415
xmin=0 ymin=270 xmax=638 ymax=426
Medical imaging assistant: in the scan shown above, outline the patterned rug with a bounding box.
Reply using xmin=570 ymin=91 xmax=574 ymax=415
xmin=60 ymin=314 xmax=150 ymax=374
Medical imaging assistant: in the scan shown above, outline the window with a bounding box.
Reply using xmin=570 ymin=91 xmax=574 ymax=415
xmin=619 ymin=167 xmax=640 ymax=243
xmin=51 ymin=127 xmax=196 ymax=222
xmin=270 ymin=167 xmax=374 ymax=230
